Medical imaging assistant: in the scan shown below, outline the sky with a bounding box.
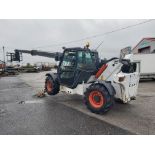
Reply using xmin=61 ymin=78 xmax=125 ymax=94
xmin=0 ymin=19 xmax=155 ymax=65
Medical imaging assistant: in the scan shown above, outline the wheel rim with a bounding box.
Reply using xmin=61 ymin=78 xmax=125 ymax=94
xmin=46 ymin=80 xmax=53 ymax=92
xmin=88 ymin=91 xmax=105 ymax=108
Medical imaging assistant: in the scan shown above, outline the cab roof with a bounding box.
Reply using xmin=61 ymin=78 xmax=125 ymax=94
xmin=64 ymin=47 xmax=98 ymax=53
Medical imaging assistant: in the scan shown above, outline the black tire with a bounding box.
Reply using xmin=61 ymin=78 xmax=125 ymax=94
xmin=84 ymin=83 xmax=114 ymax=114
xmin=45 ymin=76 xmax=60 ymax=95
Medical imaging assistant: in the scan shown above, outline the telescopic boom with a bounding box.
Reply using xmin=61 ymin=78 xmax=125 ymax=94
xmin=14 ymin=49 xmax=62 ymax=61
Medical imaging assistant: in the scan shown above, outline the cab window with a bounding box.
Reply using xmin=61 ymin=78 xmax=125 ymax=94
xmin=85 ymin=52 xmax=93 ymax=64
xmin=77 ymin=51 xmax=96 ymax=70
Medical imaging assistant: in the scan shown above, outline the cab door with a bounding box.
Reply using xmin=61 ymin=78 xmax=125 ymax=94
xmin=58 ymin=50 xmax=78 ymax=87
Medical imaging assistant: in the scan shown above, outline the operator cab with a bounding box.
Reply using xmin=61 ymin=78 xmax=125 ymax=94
xmin=58 ymin=47 xmax=99 ymax=88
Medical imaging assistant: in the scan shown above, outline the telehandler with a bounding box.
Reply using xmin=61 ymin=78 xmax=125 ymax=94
xmin=15 ymin=44 xmax=140 ymax=114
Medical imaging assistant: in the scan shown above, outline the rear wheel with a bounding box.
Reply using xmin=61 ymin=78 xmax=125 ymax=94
xmin=45 ymin=76 xmax=60 ymax=95
xmin=84 ymin=84 xmax=114 ymax=114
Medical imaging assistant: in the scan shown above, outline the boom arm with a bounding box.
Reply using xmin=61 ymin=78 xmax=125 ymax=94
xmin=14 ymin=49 xmax=62 ymax=61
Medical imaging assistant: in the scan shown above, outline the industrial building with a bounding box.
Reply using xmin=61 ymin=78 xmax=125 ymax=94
xmin=132 ymin=38 xmax=155 ymax=54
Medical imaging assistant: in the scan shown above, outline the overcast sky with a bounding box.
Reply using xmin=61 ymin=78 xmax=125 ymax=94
xmin=0 ymin=19 xmax=155 ymax=65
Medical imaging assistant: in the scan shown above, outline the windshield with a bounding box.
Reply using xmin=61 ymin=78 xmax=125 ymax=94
xmin=77 ymin=51 xmax=96 ymax=70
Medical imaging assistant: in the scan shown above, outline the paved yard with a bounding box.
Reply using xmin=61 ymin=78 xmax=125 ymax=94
xmin=1 ymin=71 xmax=155 ymax=134
xmin=17 ymin=71 xmax=155 ymax=134
xmin=0 ymin=75 xmax=130 ymax=135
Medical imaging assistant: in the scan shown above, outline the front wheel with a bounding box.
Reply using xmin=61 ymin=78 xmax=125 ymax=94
xmin=84 ymin=84 xmax=114 ymax=114
xmin=45 ymin=76 xmax=60 ymax=95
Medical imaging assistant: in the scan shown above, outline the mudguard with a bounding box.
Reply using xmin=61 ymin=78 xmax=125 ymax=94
xmin=96 ymin=80 xmax=116 ymax=96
